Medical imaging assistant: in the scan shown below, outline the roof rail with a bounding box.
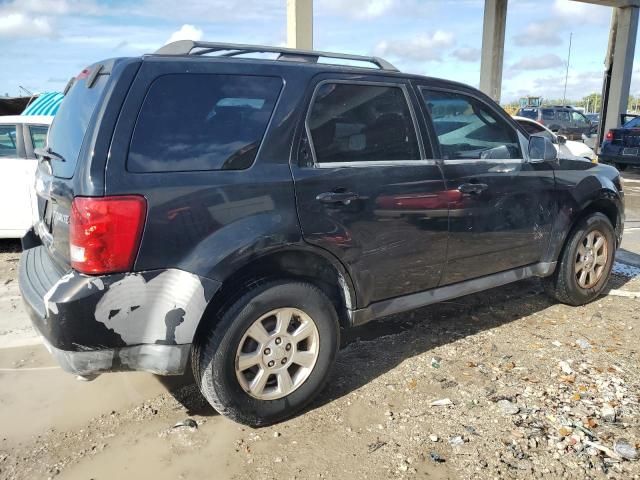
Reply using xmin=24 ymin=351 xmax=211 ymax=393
xmin=153 ymin=40 xmax=399 ymax=72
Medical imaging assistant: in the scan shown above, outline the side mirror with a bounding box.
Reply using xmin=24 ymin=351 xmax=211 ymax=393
xmin=557 ymin=135 xmax=567 ymax=145
xmin=528 ymin=134 xmax=557 ymax=162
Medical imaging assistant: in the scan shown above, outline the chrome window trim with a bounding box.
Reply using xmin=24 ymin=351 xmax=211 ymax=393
xmin=304 ymin=79 xmax=427 ymax=167
xmin=417 ymin=85 xmax=526 ymax=165
xmin=314 ymin=159 xmax=436 ymax=169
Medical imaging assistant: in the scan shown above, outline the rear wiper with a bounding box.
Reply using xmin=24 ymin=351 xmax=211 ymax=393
xmin=35 ymin=147 xmax=66 ymax=162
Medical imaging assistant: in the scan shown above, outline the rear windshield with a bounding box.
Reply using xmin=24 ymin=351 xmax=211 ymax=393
xmin=47 ymin=72 xmax=109 ymax=178
xmin=541 ymin=109 xmax=555 ymax=120
xmin=517 ymin=108 xmax=537 ymax=120
xmin=128 ymin=74 xmax=282 ymax=172
xmin=624 ymin=116 xmax=640 ymax=128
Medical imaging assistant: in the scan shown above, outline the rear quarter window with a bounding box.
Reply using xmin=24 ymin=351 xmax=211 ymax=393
xmin=128 ymin=74 xmax=282 ymax=173
xmin=541 ymin=109 xmax=555 ymax=120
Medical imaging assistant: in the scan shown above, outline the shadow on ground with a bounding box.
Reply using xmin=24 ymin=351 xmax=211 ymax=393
xmin=161 ymin=269 xmax=637 ymax=420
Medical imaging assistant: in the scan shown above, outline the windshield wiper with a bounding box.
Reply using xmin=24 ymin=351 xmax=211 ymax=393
xmin=35 ymin=147 xmax=66 ymax=162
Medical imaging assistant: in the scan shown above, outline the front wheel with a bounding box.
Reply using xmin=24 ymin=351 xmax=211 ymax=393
xmin=543 ymin=213 xmax=616 ymax=305
xmin=615 ymin=163 xmax=628 ymax=172
xmin=192 ymin=280 xmax=340 ymax=426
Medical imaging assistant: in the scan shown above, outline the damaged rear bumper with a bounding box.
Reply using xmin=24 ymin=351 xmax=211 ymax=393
xmin=41 ymin=339 xmax=191 ymax=376
xmin=19 ymin=245 xmax=220 ymax=376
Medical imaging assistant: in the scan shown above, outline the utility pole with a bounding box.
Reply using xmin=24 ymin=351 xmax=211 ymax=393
xmin=562 ymin=32 xmax=573 ymax=107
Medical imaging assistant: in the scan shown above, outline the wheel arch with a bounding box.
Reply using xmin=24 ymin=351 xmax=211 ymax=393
xmin=546 ymin=188 xmax=623 ymax=268
xmin=192 ymin=246 xmax=357 ymax=346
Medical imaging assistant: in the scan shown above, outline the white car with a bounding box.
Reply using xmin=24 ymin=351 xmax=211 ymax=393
xmin=0 ymin=115 xmax=53 ymax=238
xmin=513 ymin=116 xmax=596 ymax=162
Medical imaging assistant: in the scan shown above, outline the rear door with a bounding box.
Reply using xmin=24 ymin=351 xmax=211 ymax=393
xmin=292 ymin=75 xmax=449 ymax=307
xmin=0 ymin=123 xmax=32 ymax=235
xmin=417 ymin=86 xmax=556 ymax=285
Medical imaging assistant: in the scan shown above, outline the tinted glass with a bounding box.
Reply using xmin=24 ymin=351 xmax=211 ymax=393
xmin=0 ymin=125 xmax=17 ymax=158
xmin=29 ymin=125 xmax=48 ymax=150
xmin=517 ymin=108 xmax=538 ymax=120
xmin=128 ymin=74 xmax=282 ymax=172
xmin=307 ymin=83 xmax=420 ymax=163
xmin=517 ymin=120 xmax=545 ymax=135
xmin=557 ymin=111 xmax=570 ymax=122
xmin=541 ymin=109 xmax=555 ymax=120
xmin=624 ymin=116 xmax=640 ymax=128
xmin=421 ymin=90 xmax=521 ymax=160
xmin=47 ymin=72 xmax=109 ymax=178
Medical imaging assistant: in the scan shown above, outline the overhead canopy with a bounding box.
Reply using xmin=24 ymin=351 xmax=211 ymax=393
xmin=22 ymin=92 xmax=63 ymax=116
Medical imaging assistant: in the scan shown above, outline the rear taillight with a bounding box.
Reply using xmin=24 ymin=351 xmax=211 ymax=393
xmin=605 ymin=130 xmax=614 ymax=141
xmin=70 ymin=196 xmax=146 ymax=275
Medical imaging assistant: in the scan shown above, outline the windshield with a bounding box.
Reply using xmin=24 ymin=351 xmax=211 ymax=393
xmin=46 ymin=71 xmax=109 ymax=178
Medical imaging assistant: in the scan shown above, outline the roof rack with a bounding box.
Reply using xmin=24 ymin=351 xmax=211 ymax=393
xmin=153 ymin=40 xmax=399 ymax=72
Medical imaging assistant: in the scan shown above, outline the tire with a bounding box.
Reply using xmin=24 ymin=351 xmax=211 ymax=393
xmin=615 ymin=163 xmax=628 ymax=172
xmin=543 ymin=213 xmax=616 ymax=306
xmin=192 ymin=280 xmax=340 ymax=426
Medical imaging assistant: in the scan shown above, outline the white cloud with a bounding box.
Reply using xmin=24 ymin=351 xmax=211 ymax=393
xmin=166 ymin=24 xmax=204 ymax=44
xmin=0 ymin=13 xmax=54 ymax=38
xmin=513 ymin=0 xmax=608 ymax=47
xmin=375 ymin=30 xmax=455 ymax=62
xmin=511 ymin=53 xmax=564 ymax=71
xmin=451 ymin=47 xmax=480 ymax=62
xmin=513 ymin=20 xmax=562 ymax=47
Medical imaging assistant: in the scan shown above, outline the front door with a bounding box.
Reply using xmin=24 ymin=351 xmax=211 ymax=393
xmin=292 ymin=77 xmax=449 ymax=307
xmin=417 ymin=87 xmax=556 ymax=285
xmin=0 ymin=123 xmax=33 ymax=236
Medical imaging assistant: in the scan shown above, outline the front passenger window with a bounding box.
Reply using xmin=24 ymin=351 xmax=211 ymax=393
xmin=421 ymin=90 xmax=521 ymax=160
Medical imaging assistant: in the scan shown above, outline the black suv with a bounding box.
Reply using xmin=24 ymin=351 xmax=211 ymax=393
xmin=20 ymin=41 xmax=624 ymax=426
xmin=516 ymin=105 xmax=593 ymax=140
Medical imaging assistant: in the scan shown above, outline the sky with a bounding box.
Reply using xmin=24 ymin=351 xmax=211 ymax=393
xmin=0 ymin=0 xmax=638 ymax=103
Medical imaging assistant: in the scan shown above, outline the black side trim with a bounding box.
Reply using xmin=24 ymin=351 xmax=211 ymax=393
xmin=350 ymin=262 xmax=556 ymax=327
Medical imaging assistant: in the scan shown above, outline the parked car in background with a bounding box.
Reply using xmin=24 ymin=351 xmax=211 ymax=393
xmin=586 ymin=112 xmax=600 ymax=129
xmin=513 ymin=116 xmax=595 ymax=162
xmin=0 ymin=115 xmax=52 ymax=238
xmin=515 ymin=105 xmax=592 ymax=140
xmin=600 ymin=115 xmax=640 ymax=170
xmin=19 ymin=41 xmax=624 ymax=427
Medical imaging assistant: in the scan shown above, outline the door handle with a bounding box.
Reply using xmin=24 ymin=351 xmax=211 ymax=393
xmin=316 ymin=191 xmax=360 ymax=205
xmin=458 ymin=183 xmax=488 ymax=194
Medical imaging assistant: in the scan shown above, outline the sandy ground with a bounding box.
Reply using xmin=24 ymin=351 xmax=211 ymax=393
xmin=0 ymin=168 xmax=639 ymax=480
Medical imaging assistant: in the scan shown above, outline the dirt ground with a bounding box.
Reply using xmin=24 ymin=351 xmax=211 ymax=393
xmin=0 ymin=254 xmax=638 ymax=479
xmin=1 ymin=170 xmax=640 ymax=480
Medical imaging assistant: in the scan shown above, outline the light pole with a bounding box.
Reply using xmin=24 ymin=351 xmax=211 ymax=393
xmin=562 ymin=32 xmax=573 ymax=107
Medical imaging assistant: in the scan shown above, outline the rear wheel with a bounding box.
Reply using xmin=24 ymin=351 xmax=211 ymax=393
xmin=192 ymin=280 xmax=340 ymax=426
xmin=543 ymin=213 xmax=615 ymax=305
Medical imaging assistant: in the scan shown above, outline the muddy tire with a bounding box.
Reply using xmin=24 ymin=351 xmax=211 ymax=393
xmin=192 ymin=280 xmax=340 ymax=426
xmin=543 ymin=213 xmax=615 ymax=306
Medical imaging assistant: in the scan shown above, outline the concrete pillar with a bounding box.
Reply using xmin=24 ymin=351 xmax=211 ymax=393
xmin=479 ymin=0 xmax=508 ymax=103
xmin=287 ymin=0 xmax=313 ymax=50
xmin=604 ymin=6 xmax=638 ymax=133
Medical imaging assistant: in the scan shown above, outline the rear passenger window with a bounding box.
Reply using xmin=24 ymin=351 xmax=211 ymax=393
xmin=128 ymin=74 xmax=282 ymax=172
xmin=421 ymin=89 xmax=521 ymax=160
xmin=307 ymin=83 xmax=420 ymax=163
xmin=0 ymin=125 xmax=17 ymax=158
